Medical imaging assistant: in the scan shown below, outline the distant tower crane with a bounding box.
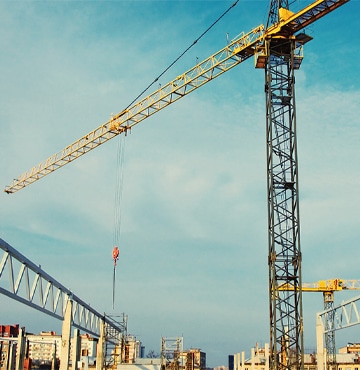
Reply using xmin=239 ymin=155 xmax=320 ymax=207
xmin=279 ymin=279 xmax=360 ymax=370
xmin=4 ymin=2 xmax=350 ymax=370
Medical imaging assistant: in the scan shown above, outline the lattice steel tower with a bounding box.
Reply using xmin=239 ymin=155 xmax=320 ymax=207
xmin=264 ymin=1 xmax=304 ymax=370
xmin=323 ymin=292 xmax=336 ymax=370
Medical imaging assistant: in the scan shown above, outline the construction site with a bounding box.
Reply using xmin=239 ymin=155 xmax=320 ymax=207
xmin=0 ymin=0 xmax=359 ymax=370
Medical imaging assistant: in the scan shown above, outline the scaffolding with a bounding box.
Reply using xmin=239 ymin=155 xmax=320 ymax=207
xmin=103 ymin=314 xmax=128 ymax=369
xmin=161 ymin=337 xmax=184 ymax=370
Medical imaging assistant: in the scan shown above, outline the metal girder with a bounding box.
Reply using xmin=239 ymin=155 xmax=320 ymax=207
xmin=319 ymin=294 xmax=360 ymax=332
xmin=0 ymin=238 xmax=126 ymax=337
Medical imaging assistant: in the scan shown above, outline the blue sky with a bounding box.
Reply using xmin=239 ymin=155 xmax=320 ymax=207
xmin=0 ymin=0 xmax=359 ymax=367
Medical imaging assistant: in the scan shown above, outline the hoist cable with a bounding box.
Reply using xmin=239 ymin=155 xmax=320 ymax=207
xmin=124 ymin=0 xmax=240 ymax=111
xmin=113 ymin=0 xmax=240 ymax=241
xmin=111 ymin=0 xmax=240 ymax=309
xmin=113 ymin=134 xmax=126 ymax=249
xmin=113 ymin=265 xmax=116 ymax=309
xmin=112 ymin=134 xmax=125 ymax=310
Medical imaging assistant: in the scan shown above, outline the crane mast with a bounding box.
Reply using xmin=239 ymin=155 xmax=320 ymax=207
xmin=3 ymin=2 xmax=351 ymax=370
xmin=264 ymin=2 xmax=304 ymax=370
xmin=265 ymin=35 xmax=303 ymax=370
xmin=266 ymin=0 xmax=289 ymax=28
xmin=261 ymin=2 xmax=349 ymax=370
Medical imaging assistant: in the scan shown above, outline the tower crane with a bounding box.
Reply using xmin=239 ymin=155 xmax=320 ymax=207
xmin=279 ymin=279 xmax=360 ymax=370
xmin=3 ymin=2 xmax=350 ymax=370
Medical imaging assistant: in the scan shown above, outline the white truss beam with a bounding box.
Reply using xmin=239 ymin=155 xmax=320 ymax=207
xmin=0 ymin=238 xmax=125 ymax=337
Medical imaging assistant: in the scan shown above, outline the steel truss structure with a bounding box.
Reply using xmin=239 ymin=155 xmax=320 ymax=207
xmin=6 ymin=0 xmax=349 ymax=196
xmin=4 ymin=25 xmax=265 ymax=194
xmin=319 ymin=294 xmax=360 ymax=332
xmin=263 ymin=2 xmax=348 ymax=370
xmin=315 ymin=295 xmax=360 ymax=370
xmin=0 ymin=238 xmax=126 ymax=337
xmin=264 ymin=1 xmax=305 ymax=368
xmin=278 ymin=279 xmax=360 ymax=370
xmin=265 ymin=35 xmax=304 ymax=370
xmin=323 ymin=292 xmax=336 ymax=369
xmin=319 ymin=294 xmax=360 ymax=370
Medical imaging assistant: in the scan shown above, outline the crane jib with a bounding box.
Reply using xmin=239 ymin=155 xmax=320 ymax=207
xmin=4 ymin=0 xmax=350 ymax=194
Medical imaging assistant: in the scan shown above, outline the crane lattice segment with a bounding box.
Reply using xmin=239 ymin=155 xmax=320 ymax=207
xmin=4 ymin=0 xmax=349 ymax=195
xmin=279 ymin=279 xmax=360 ymax=292
xmin=265 ymin=0 xmax=349 ymax=37
xmin=318 ymin=295 xmax=360 ymax=332
xmin=4 ymin=25 xmax=264 ymax=194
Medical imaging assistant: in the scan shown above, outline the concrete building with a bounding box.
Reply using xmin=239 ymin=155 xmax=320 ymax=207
xmin=26 ymin=332 xmax=61 ymax=367
xmin=0 ymin=325 xmax=20 ymax=370
xmin=26 ymin=331 xmax=97 ymax=368
xmin=0 ymin=326 xmax=20 ymax=338
xmin=1 ymin=323 xmax=204 ymax=370
xmin=179 ymin=349 xmax=206 ymax=370
xmin=118 ymin=360 xmax=162 ymax=370
xmin=339 ymin=344 xmax=360 ymax=355
xmin=118 ymin=348 xmax=206 ymax=370
xmin=0 ymin=324 xmax=99 ymax=370
xmin=122 ymin=335 xmax=142 ymax=364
